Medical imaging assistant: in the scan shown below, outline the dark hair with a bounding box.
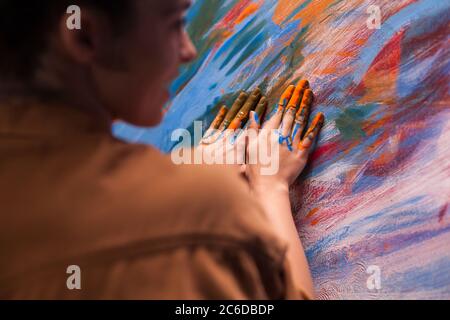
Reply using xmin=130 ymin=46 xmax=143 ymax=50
xmin=0 ymin=1 xmax=130 ymax=80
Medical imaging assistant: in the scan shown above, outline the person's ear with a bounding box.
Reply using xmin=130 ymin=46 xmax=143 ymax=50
xmin=57 ymin=7 xmax=112 ymax=65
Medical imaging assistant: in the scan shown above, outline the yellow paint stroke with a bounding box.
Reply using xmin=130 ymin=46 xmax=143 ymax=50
xmin=236 ymin=1 xmax=261 ymax=25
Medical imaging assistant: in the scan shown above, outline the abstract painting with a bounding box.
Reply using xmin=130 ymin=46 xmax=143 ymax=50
xmin=114 ymin=0 xmax=450 ymax=299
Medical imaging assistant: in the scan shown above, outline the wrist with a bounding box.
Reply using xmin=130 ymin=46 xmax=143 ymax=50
xmin=250 ymin=178 xmax=289 ymax=197
xmin=250 ymin=178 xmax=296 ymax=233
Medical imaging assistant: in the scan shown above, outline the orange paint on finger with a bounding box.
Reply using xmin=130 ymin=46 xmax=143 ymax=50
xmin=297 ymin=79 xmax=310 ymax=89
xmin=295 ymin=103 xmax=309 ymax=121
xmin=295 ymin=90 xmax=313 ymax=120
xmin=287 ymin=88 xmax=303 ymax=109
xmin=298 ymin=112 xmax=325 ymax=150
xmin=287 ymin=80 xmax=310 ymax=108
xmin=211 ymin=105 xmax=228 ymax=129
xmin=301 ymin=89 xmax=313 ymax=105
xmin=307 ymin=112 xmax=325 ymax=134
xmin=278 ymin=84 xmax=295 ymax=111
xmin=228 ymin=118 xmax=243 ymax=130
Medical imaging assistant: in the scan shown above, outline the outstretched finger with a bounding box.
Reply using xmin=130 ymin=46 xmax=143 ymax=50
xmin=292 ymin=89 xmax=313 ymax=146
xmin=279 ymin=80 xmax=310 ymax=141
xmin=263 ymin=84 xmax=295 ymax=130
xmin=201 ymin=105 xmax=229 ymax=144
xmin=254 ymin=96 xmax=268 ymax=122
xmin=208 ymin=105 xmax=228 ymax=131
xmin=228 ymin=88 xmax=261 ymax=130
xmin=219 ymin=91 xmax=248 ymax=131
xmin=297 ymin=112 xmax=325 ymax=154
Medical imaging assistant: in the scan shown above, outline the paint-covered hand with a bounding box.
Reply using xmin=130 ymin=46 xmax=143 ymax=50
xmin=245 ymin=80 xmax=325 ymax=189
xmin=198 ymin=88 xmax=267 ymax=168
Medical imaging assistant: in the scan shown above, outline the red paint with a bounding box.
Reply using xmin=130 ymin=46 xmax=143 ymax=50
xmin=217 ymin=0 xmax=252 ymax=28
xmin=350 ymin=29 xmax=404 ymax=99
xmin=438 ymin=203 xmax=448 ymax=223
xmin=310 ymin=140 xmax=340 ymax=163
xmin=369 ymin=29 xmax=403 ymax=73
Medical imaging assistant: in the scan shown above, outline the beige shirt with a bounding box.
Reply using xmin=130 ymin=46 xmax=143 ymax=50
xmin=0 ymin=99 xmax=307 ymax=299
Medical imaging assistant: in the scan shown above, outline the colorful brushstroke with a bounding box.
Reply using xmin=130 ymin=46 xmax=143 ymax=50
xmin=115 ymin=0 xmax=450 ymax=299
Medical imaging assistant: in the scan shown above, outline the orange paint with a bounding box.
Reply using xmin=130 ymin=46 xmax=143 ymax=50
xmin=306 ymin=207 xmax=320 ymax=218
xmin=358 ymin=29 xmax=404 ymax=105
xmin=210 ymin=106 xmax=228 ymax=129
xmin=272 ymin=0 xmax=300 ymax=25
xmin=298 ymin=112 xmax=325 ymax=150
xmin=301 ymin=89 xmax=313 ymax=105
xmin=221 ymin=0 xmax=252 ymax=26
xmin=236 ymin=2 xmax=261 ymax=24
xmin=288 ymin=81 xmax=310 ymax=108
xmin=320 ymin=66 xmax=338 ymax=75
xmin=354 ymin=38 xmax=368 ymax=46
xmin=297 ymin=79 xmax=310 ymax=89
xmin=278 ymin=85 xmax=295 ymax=110
xmin=337 ymin=50 xmax=358 ymax=58
xmin=345 ymin=168 xmax=360 ymax=187
xmin=295 ymin=103 xmax=309 ymax=121
xmin=221 ymin=29 xmax=233 ymax=39
xmin=288 ymin=90 xmax=302 ymax=108
xmin=228 ymin=118 xmax=242 ymax=130
xmin=214 ymin=0 xmax=253 ymax=42
xmin=291 ymin=0 xmax=335 ymax=27
xmin=304 ymin=112 xmax=325 ymax=137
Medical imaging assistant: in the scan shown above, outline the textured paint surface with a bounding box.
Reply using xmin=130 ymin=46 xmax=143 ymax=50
xmin=115 ymin=0 xmax=450 ymax=299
